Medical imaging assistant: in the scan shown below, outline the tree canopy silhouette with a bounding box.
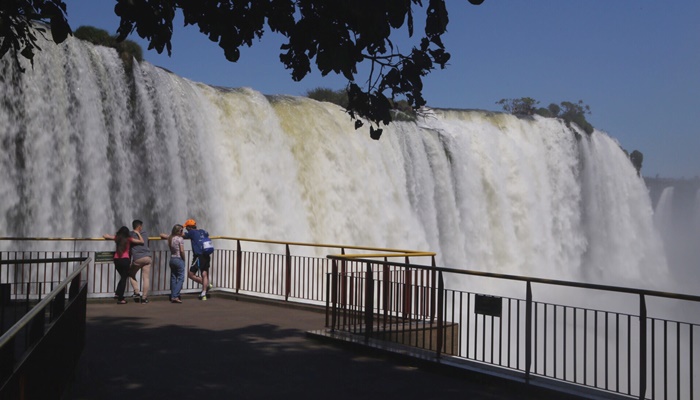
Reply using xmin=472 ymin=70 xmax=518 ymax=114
xmin=0 ymin=0 xmax=485 ymax=139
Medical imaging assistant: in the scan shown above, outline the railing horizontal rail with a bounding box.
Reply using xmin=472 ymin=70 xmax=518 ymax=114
xmin=0 ymin=257 xmax=89 ymax=349
xmin=0 ymin=257 xmax=88 ymax=265
xmin=327 ymin=255 xmax=700 ymax=303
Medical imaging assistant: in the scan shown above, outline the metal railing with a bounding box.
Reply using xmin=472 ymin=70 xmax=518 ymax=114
xmin=0 ymin=256 xmax=89 ymax=399
xmin=325 ymin=256 xmax=700 ymax=400
xmin=0 ymin=237 xmax=434 ymax=304
xmin=2 ymin=237 xmax=699 ymax=399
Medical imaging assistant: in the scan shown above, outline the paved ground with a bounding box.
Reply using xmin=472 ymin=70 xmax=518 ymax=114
xmin=66 ymin=293 xmax=578 ymax=400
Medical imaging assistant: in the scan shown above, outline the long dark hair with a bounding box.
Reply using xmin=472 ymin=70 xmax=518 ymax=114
xmin=115 ymin=226 xmax=130 ymax=254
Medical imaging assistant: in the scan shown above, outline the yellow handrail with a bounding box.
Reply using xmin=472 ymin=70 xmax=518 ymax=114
xmin=0 ymin=236 xmax=436 ymax=258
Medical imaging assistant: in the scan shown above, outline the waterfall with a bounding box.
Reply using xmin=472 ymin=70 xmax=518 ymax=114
xmin=0 ymin=35 xmax=670 ymax=289
xmin=654 ymin=187 xmax=675 ymax=242
xmin=652 ymin=185 xmax=700 ymax=293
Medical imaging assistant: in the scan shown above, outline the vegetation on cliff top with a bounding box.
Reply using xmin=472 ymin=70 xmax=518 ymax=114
xmin=496 ymin=97 xmax=594 ymax=135
xmin=73 ymin=26 xmax=143 ymax=70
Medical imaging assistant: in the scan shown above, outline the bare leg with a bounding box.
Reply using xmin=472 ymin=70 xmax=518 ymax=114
xmin=188 ymin=269 xmax=203 ymax=285
xmin=201 ymin=270 xmax=209 ymax=295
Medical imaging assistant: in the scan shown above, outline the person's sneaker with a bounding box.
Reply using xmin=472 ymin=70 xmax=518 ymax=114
xmin=201 ymin=295 xmax=207 ymax=301
xmin=207 ymin=283 xmax=213 ymax=291
xmin=132 ymin=293 xmax=141 ymax=303
xmin=141 ymin=298 xmax=149 ymax=304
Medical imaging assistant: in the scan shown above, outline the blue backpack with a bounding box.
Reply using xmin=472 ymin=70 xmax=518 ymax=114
xmin=200 ymin=233 xmax=214 ymax=255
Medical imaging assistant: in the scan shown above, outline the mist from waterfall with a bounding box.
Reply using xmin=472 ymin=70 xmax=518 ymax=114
xmin=0 ymin=35 xmax=671 ymax=290
xmin=651 ymin=185 xmax=700 ymax=293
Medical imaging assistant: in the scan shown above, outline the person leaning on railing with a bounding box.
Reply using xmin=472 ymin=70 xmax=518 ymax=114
xmin=182 ymin=219 xmax=213 ymax=301
xmin=128 ymin=219 xmax=153 ymax=303
xmin=103 ymin=226 xmax=144 ymax=304
xmin=159 ymin=224 xmax=186 ymax=303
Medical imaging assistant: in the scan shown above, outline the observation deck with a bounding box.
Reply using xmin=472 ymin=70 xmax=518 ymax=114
xmin=67 ymin=293 xmax=588 ymax=400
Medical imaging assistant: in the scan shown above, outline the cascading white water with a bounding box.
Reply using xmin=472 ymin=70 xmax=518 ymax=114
xmin=0 ymin=35 xmax=670 ymax=289
xmin=654 ymin=187 xmax=675 ymax=242
xmin=652 ymin=185 xmax=700 ymax=293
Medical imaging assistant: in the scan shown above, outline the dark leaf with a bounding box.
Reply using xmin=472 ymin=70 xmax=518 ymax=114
xmin=369 ymin=126 xmax=383 ymax=140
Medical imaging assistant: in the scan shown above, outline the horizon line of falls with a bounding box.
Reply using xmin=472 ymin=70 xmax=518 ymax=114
xmin=0 ymin=35 xmax=677 ymax=292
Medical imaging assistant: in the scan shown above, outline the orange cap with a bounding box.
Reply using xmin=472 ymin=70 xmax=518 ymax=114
xmin=184 ymin=219 xmax=196 ymax=227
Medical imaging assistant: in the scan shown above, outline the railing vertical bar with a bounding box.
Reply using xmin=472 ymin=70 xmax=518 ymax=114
xmin=507 ymin=298 xmax=511 ymax=368
xmin=364 ymin=261 xmax=374 ymax=343
xmin=330 ymin=260 xmax=337 ymax=331
xmin=690 ymin=324 xmax=694 ymax=400
xmin=605 ymin=311 xmax=609 ymax=390
xmin=616 ymin=313 xmax=620 ymax=392
xmin=235 ymin=240 xmax=242 ymax=293
xmin=676 ymin=322 xmax=680 ymax=400
xmin=325 ymin=272 xmax=330 ymax=327
xmin=249 ymin=252 xmax=260 ymax=292
xmin=516 ymin=298 xmax=520 ymax=370
xmin=628 ymin=314 xmax=632 ymax=395
xmin=451 ymin=290 xmax=463 ymax=356
xmin=664 ymin=320 xmax=668 ymax=400
xmin=490 ymin=315 xmax=494 ymax=363
xmin=382 ymin=260 xmax=390 ymax=330
xmin=640 ymin=295 xmax=648 ymax=400
xmin=285 ymin=245 xmax=291 ymax=301
xmin=564 ymin=306 xmax=567 ymax=381
xmin=544 ymin=303 xmax=548 ymax=376
xmin=554 ymin=305 xmax=558 ymax=379
xmin=477 ymin=315 xmax=486 ymax=362
xmin=652 ymin=318 xmax=656 ymax=399
xmin=466 ymin=292 xmax=471 ymax=360
xmin=595 ymin=311 xmax=599 ymax=388
xmin=436 ymin=271 xmax=444 ymax=358
xmin=474 ymin=302 xmax=479 ymax=360
xmin=525 ymin=281 xmax=532 ymax=382
xmin=499 ymin=303 xmax=503 ymax=366
xmin=534 ymin=302 xmax=538 ymax=373
xmin=574 ymin=308 xmax=578 ymax=384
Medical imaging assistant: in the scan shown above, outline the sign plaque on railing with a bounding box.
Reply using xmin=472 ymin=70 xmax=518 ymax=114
xmin=94 ymin=251 xmax=115 ymax=263
xmin=474 ymin=294 xmax=502 ymax=317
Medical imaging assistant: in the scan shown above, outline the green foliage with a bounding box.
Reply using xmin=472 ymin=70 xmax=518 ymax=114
xmin=305 ymin=87 xmax=348 ymax=109
xmin=630 ymin=150 xmax=644 ymax=176
xmin=500 ymin=98 xmax=594 ymax=135
xmin=496 ymin=97 xmax=539 ymax=115
xmin=559 ymin=100 xmax=593 ymax=134
xmin=74 ymin=25 xmax=112 ymax=46
xmin=547 ymin=103 xmax=561 ymax=117
xmin=0 ymin=0 xmax=71 ymax=71
xmin=535 ymin=107 xmax=553 ymax=118
xmin=390 ymin=99 xmax=417 ymax=121
xmin=74 ymin=25 xmax=143 ymax=67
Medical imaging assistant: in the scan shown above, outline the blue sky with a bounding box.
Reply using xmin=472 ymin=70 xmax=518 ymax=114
xmin=63 ymin=1 xmax=699 ymax=179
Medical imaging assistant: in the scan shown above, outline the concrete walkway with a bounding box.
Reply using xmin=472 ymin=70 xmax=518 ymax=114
xmin=67 ymin=293 xmax=578 ymax=400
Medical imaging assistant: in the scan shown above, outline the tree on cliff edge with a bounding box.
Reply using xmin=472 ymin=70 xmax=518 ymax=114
xmin=0 ymin=0 xmax=485 ymax=140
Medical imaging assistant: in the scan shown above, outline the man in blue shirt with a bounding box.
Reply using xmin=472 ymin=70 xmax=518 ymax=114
xmin=183 ymin=219 xmax=213 ymax=300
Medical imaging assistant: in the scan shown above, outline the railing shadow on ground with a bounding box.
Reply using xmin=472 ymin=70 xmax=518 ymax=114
xmin=1 ymin=237 xmax=699 ymax=399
